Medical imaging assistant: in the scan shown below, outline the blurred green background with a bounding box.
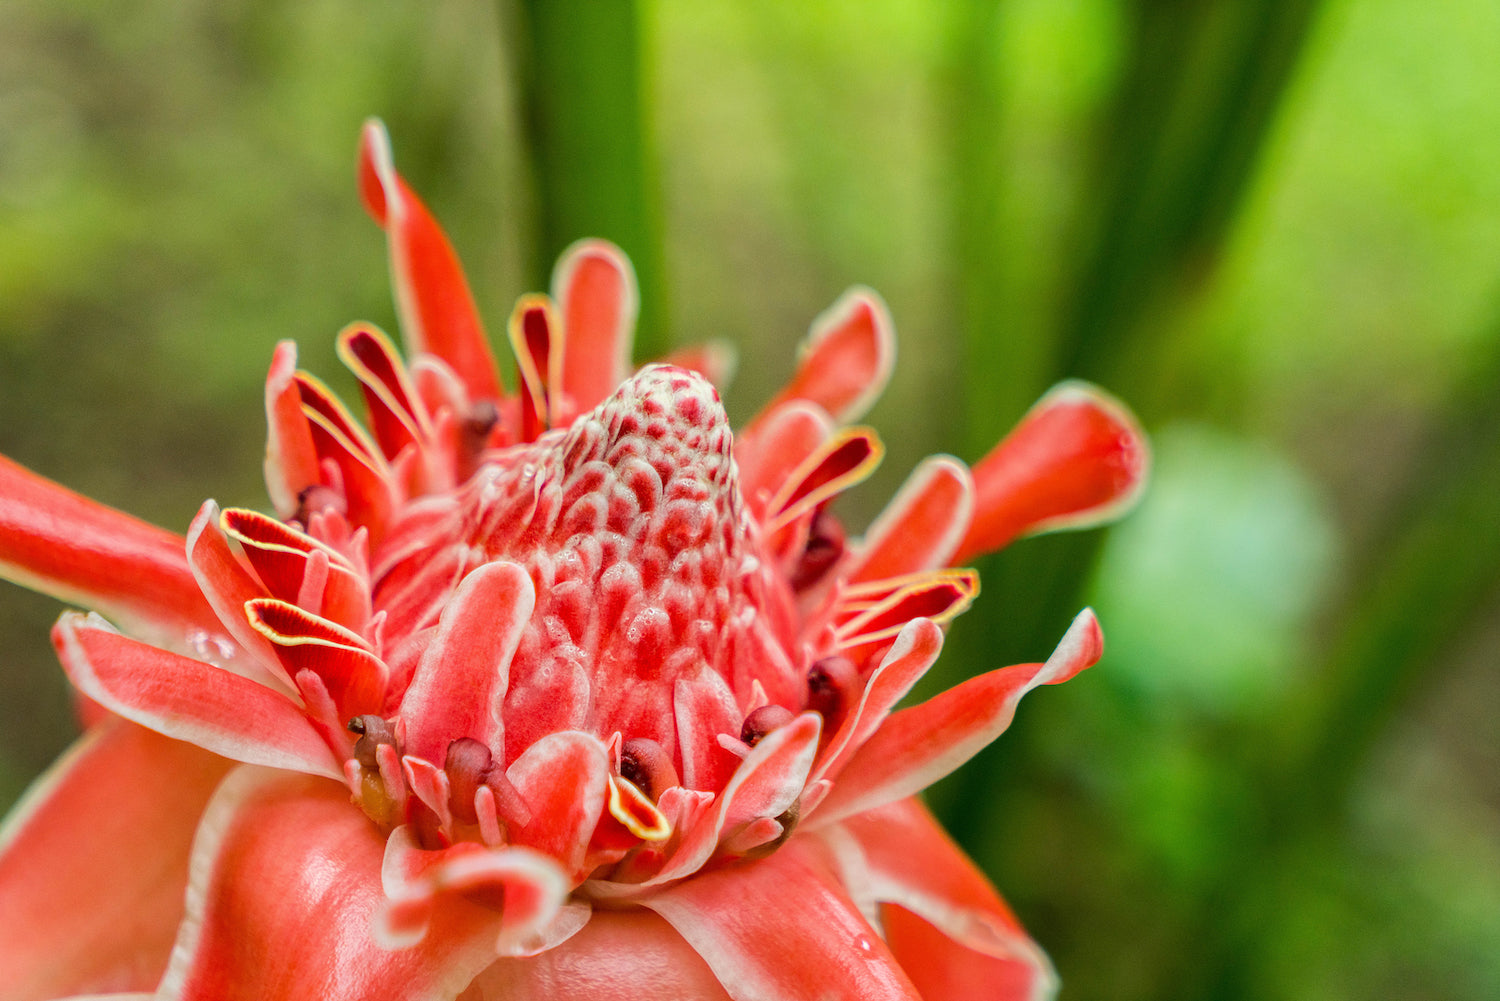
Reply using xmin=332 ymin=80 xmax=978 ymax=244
xmin=2 ymin=1 xmax=1497 ymax=998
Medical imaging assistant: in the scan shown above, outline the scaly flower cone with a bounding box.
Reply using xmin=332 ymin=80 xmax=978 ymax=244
xmin=0 ymin=120 xmax=1149 ymax=1001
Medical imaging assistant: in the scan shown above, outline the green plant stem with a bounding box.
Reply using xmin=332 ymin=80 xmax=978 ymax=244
xmin=503 ymin=0 xmax=668 ymax=357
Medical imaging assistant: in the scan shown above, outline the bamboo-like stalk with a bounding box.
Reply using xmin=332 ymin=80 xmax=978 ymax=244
xmin=503 ymin=0 xmax=668 ymax=357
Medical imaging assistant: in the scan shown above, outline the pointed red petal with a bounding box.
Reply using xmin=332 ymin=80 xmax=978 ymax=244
xmin=813 ymin=609 xmax=1103 ymax=825
xmin=185 ymin=501 xmax=290 ymax=689
xmin=0 ymin=719 xmax=231 ymax=1000
xmin=337 ymin=323 xmax=435 ymax=463
xmin=54 ymin=613 xmax=341 ymax=779
xmin=159 ymin=767 xmax=508 ymax=1001
xmin=735 ymin=401 xmax=833 ymax=516
xmin=837 ymin=799 xmax=1056 ymax=1001
xmin=507 ymin=295 xmax=561 ymax=441
xmin=643 ymin=712 xmax=821 ymax=887
xmin=957 ymin=381 xmax=1148 ymax=561
xmin=762 ymin=288 xmax=896 ymax=424
xmin=553 ymin=239 xmax=639 ymax=413
xmin=767 ymin=427 xmax=884 ymax=531
xmin=644 ymin=837 xmax=921 ymax=1001
xmin=471 ymin=910 xmax=732 ymax=1000
xmin=399 ymin=561 xmax=534 ymax=764
xmin=814 ymin=618 xmax=943 ymax=786
xmin=847 ymin=457 xmax=974 ymax=584
xmin=0 ymin=454 xmax=218 ymax=644
xmin=359 ymin=119 xmax=503 ymax=404
xmin=245 ymin=599 xmax=388 ymax=719
xmin=220 ymin=506 xmax=369 ymax=635
xmin=263 ymin=340 xmax=322 ymax=519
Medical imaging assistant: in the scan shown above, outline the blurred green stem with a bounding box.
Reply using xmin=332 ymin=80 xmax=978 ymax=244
xmin=1186 ymin=334 xmax=1500 ymax=1001
xmin=1060 ymin=0 xmax=1322 ymax=393
xmin=938 ymin=0 xmax=1327 ymax=963
xmin=502 ymin=0 xmax=668 ymax=357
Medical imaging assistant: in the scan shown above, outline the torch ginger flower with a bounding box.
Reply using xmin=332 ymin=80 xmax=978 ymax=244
xmin=0 ymin=121 xmax=1147 ymax=1001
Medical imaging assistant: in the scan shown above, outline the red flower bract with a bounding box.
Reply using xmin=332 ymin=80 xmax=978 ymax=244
xmin=0 ymin=120 xmax=1148 ymax=1001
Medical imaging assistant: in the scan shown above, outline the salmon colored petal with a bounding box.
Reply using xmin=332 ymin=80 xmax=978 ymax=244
xmin=838 ymin=799 xmax=1055 ymax=1000
xmin=759 ymin=287 xmax=896 ymax=425
xmin=0 ymin=454 xmax=218 ymax=646
xmin=644 ymin=837 xmax=921 ymax=1001
xmin=553 ymin=239 xmax=639 ymax=414
xmin=220 ymin=505 xmax=370 ymax=635
xmin=359 ymin=119 xmax=503 ymax=404
xmin=505 ymin=732 xmax=610 ymax=881
xmin=53 ymin=612 xmax=342 ymax=779
xmin=159 ymin=767 xmax=509 ymax=1001
xmin=377 ymin=827 xmax=568 ymax=954
xmin=846 ymin=456 xmax=974 ymax=584
xmin=957 ymin=381 xmax=1148 ymax=561
xmin=813 ymin=618 xmax=944 ymax=786
xmin=245 ymin=598 xmax=388 ymax=719
xmin=624 ymin=712 xmax=821 ymax=894
xmin=399 ymin=561 xmax=534 ymax=763
xmin=263 ymin=340 xmax=322 ymax=519
xmin=735 ymin=401 xmax=833 ymax=517
xmin=883 ymin=904 xmax=1051 ymax=1001
xmin=0 ymin=719 xmax=231 ymax=1001
xmin=471 ymin=910 xmax=732 ymax=1001
xmin=812 ymin=610 xmax=1103 ymax=826
xmin=184 ymin=501 xmax=290 ymax=691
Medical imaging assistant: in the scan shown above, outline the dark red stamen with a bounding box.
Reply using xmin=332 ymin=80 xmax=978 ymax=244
xmin=619 ymin=737 xmax=679 ymax=799
xmin=445 ymin=737 xmax=493 ymax=825
xmin=740 ymin=705 xmax=795 ymax=746
xmin=789 ymin=509 xmax=845 ymax=590
xmin=348 ymin=714 xmax=397 ymax=770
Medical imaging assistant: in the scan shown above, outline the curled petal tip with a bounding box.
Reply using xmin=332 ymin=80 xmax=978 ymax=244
xmin=958 ymin=380 xmax=1150 ymax=562
xmin=1038 ymin=607 xmax=1104 ymax=688
xmin=357 ymin=118 xmax=395 ymax=226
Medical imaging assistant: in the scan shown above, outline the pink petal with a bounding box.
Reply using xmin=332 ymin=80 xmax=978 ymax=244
xmin=54 ymin=612 xmax=342 ymax=779
xmin=185 ymin=501 xmax=283 ymax=677
xmin=957 ymin=381 xmax=1148 ymax=561
xmin=639 ymin=712 xmax=821 ymax=890
xmin=0 ymin=718 xmax=231 ymax=1000
xmin=736 ymin=401 xmax=833 ymax=517
xmin=505 ymin=732 xmax=610 ymax=881
xmin=470 ymin=910 xmax=732 ymax=1000
xmin=813 ymin=618 xmax=943 ymax=786
xmin=761 ymin=288 xmax=896 ymax=424
xmin=377 ymin=827 xmax=568 ymax=954
xmin=883 ymin=905 xmax=1051 ymax=1001
xmin=553 ymin=239 xmax=639 ymax=414
xmin=263 ymin=340 xmax=323 ymax=519
xmin=836 ymin=799 xmax=1055 ymax=1000
xmin=159 ymin=767 xmax=509 ymax=1001
xmin=812 ymin=609 xmax=1103 ymax=826
xmin=358 ymin=119 xmax=503 ymax=404
xmin=399 ymin=561 xmax=534 ymax=763
xmin=845 ymin=456 xmax=974 ymax=584
xmin=644 ymin=837 xmax=921 ymax=1001
xmin=0 ymin=453 xmax=219 ymax=646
